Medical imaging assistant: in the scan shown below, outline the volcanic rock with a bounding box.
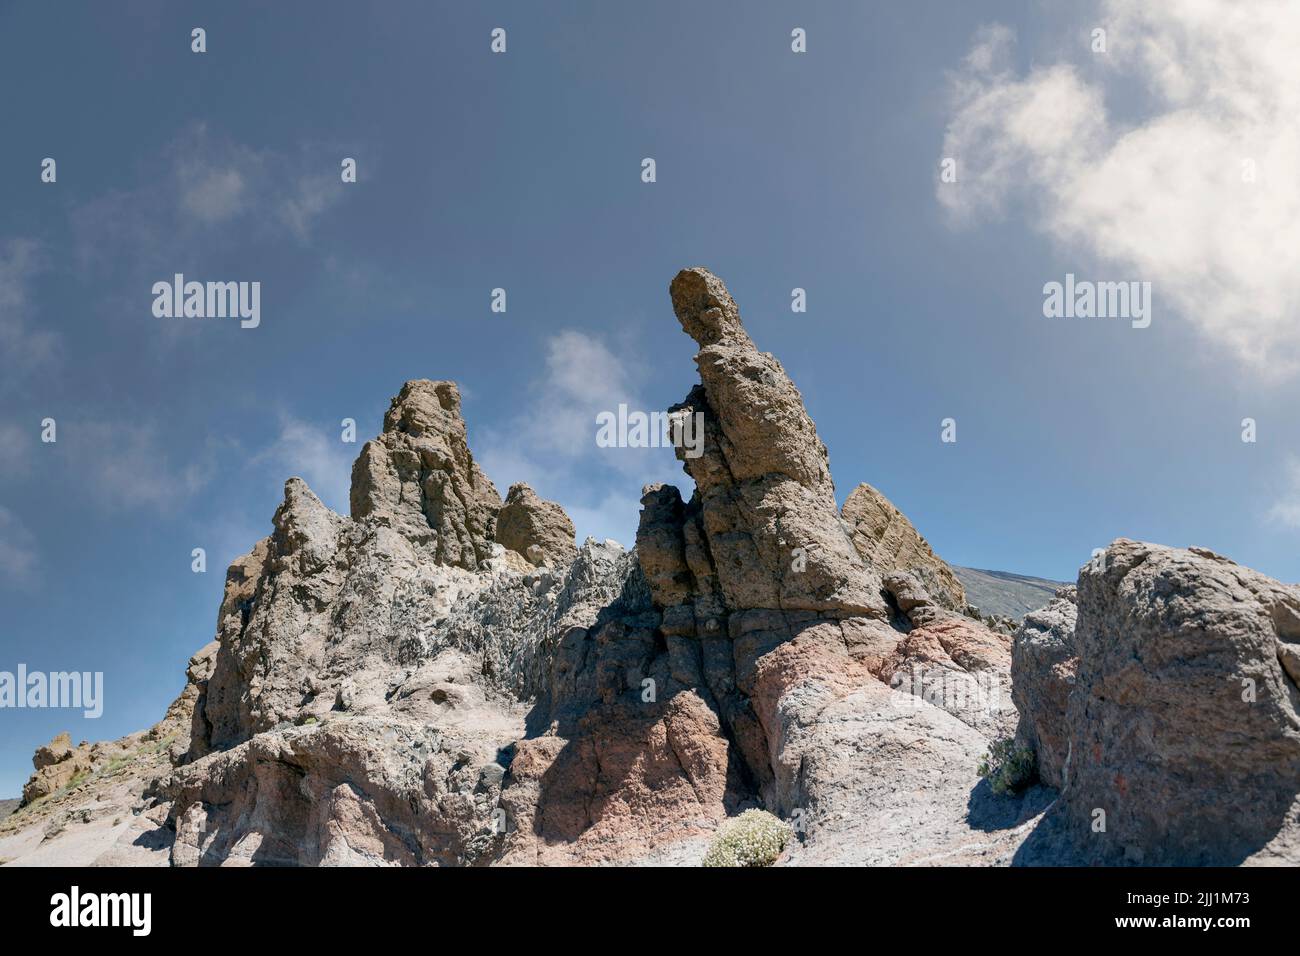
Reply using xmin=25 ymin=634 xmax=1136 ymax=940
xmin=1050 ymin=540 xmax=1300 ymax=864
xmin=350 ymin=379 xmax=501 ymax=568
xmin=843 ymin=482 xmax=967 ymax=612
xmin=1009 ymin=586 xmax=1077 ymax=788
xmin=495 ymin=483 xmax=577 ymax=568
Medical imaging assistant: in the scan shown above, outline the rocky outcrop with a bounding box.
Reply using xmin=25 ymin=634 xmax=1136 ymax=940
xmin=1 ymin=644 xmax=220 ymax=865
xmin=874 ymin=570 xmax=1015 ymax=739
xmin=843 ymin=482 xmax=967 ymax=612
xmin=350 ymin=380 xmax=501 ymax=569
xmin=1046 ymin=540 xmax=1300 ymax=864
xmin=147 ymin=266 xmax=1038 ymax=867
xmin=33 ymin=267 xmax=1298 ymax=870
xmin=665 ymin=269 xmax=888 ymax=619
xmin=21 ymin=733 xmax=93 ymax=805
xmin=625 ymin=268 xmax=906 ymax=811
xmin=495 ymin=483 xmax=577 ymax=569
xmin=1010 ymin=586 xmax=1077 ymax=788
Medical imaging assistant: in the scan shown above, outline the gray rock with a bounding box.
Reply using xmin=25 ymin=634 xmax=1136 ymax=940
xmin=1010 ymin=586 xmax=1077 ymax=788
xmin=1056 ymin=540 xmax=1300 ymax=864
xmin=350 ymin=379 xmax=501 ymax=568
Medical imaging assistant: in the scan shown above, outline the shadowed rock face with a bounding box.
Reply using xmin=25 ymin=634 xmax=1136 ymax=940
xmin=1010 ymin=586 xmax=1077 ymax=789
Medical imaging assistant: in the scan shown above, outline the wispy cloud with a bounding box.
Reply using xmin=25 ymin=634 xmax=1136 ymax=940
xmin=69 ymin=422 xmax=218 ymax=512
xmin=940 ymin=1 xmax=1300 ymax=374
xmin=73 ymin=123 xmax=351 ymax=273
xmin=0 ymin=506 xmax=38 ymax=587
xmin=0 ymin=239 xmax=59 ymax=384
xmin=478 ymin=329 xmax=684 ymax=546
xmin=249 ymin=414 xmax=354 ymax=514
xmin=1269 ymin=455 xmax=1300 ymax=529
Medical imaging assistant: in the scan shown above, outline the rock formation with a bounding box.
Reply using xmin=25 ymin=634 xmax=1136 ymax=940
xmin=843 ymin=482 xmax=967 ymax=612
xmin=1009 ymin=586 xmax=1077 ymax=789
xmin=144 ymin=265 xmax=1017 ymax=866
xmin=350 ymin=379 xmax=501 ymax=568
xmin=1037 ymin=541 xmax=1300 ymax=864
xmin=495 ymin=483 xmax=577 ymax=568
xmin=8 ymin=268 xmax=1296 ymax=869
xmin=21 ymin=733 xmax=93 ymax=805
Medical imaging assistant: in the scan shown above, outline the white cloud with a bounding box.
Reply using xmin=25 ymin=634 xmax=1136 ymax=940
xmin=250 ymin=414 xmax=354 ymax=515
xmin=1269 ymin=455 xmax=1300 ymax=529
xmin=0 ymin=239 xmax=58 ymax=381
xmin=0 ymin=506 xmax=38 ymax=586
xmin=940 ymin=1 xmax=1300 ymax=374
xmin=179 ymin=165 xmax=249 ymax=223
xmin=0 ymin=423 xmax=33 ymax=479
xmin=477 ymin=329 xmax=686 ymax=545
xmin=73 ymin=124 xmax=348 ymax=269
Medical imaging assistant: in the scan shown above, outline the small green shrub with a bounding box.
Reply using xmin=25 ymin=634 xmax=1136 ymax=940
xmin=701 ymin=809 xmax=792 ymax=867
xmin=978 ymin=737 xmax=1036 ymax=795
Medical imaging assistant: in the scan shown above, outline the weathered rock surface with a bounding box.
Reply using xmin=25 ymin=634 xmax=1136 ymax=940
xmin=21 ymin=733 xmax=93 ymax=805
xmin=495 ymin=483 xmax=577 ymax=569
xmin=1040 ymin=540 xmax=1300 ymax=865
xmin=844 ymin=482 xmax=967 ymax=612
xmin=350 ymin=379 xmax=501 ymax=569
xmin=1010 ymin=586 xmax=1077 ymax=788
xmin=666 ymin=268 xmax=889 ymax=620
xmin=873 ymin=570 xmax=1015 ymax=739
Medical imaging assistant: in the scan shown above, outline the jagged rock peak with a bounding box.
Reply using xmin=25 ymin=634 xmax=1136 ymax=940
xmin=669 ymin=267 xmax=753 ymax=348
xmin=660 ymin=267 xmax=886 ymax=618
xmin=349 ymin=378 xmax=501 ymax=568
xmin=842 ymin=482 xmax=967 ymax=613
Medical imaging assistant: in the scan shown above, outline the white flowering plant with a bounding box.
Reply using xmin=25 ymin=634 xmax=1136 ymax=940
xmin=701 ymin=809 xmax=792 ymax=867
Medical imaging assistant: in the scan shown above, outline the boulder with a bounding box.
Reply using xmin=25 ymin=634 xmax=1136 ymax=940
xmin=21 ymin=733 xmax=94 ymax=805
xmin=495 ymin=483 xmax=577 ymax=568
xmin=1055 ymin=540 xmax=1300 ymax=864
xmin=1010 ymin=586 xmax=1077 ymax=788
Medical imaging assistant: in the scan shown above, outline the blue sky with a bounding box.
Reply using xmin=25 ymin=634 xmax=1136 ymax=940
xmin=3 ymin=0 xmax=1300 ymax=796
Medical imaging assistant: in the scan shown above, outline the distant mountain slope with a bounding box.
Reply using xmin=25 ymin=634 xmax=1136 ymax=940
xmin=953 ymin=567 xmax=1068 ymax=620
xmin=0 ymin=799 xmax=18 ymax=824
